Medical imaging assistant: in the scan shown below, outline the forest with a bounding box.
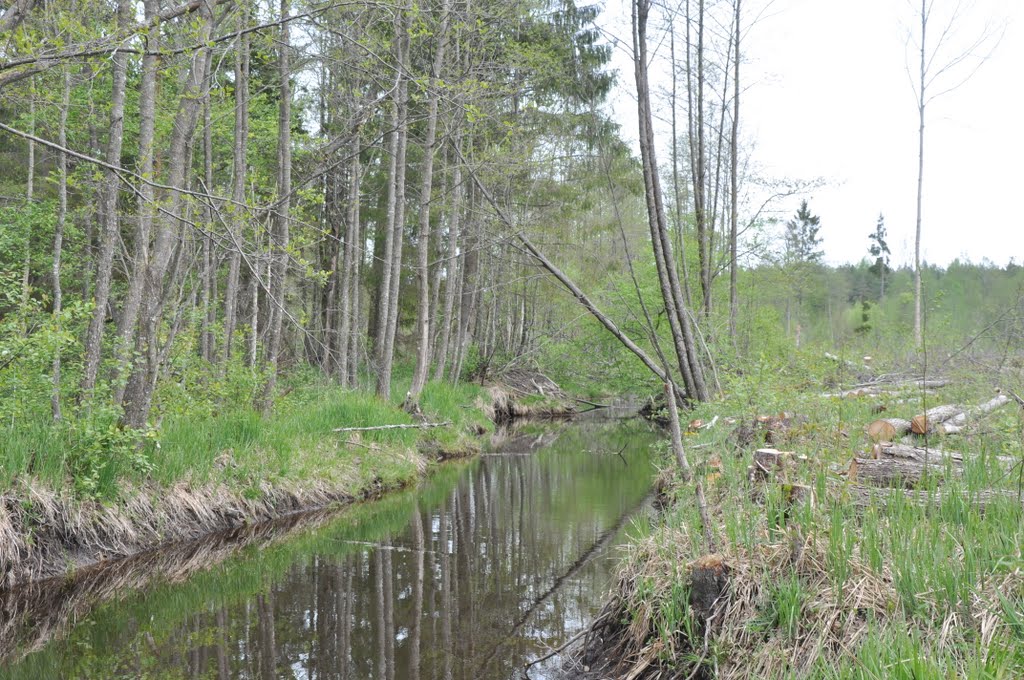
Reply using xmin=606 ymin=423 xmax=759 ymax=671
xmin=1 ymin=0 xmax=1023 ymax=678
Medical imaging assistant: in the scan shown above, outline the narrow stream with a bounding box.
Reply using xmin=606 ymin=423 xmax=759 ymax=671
xmin=2 ymin=417 xmax=658 ymax=679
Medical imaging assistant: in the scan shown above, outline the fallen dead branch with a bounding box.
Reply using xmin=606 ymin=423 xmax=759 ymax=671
xmin=332 ymin=421 xmax=451 ymax=433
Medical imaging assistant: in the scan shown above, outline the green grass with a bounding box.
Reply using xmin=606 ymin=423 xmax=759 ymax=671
xmin=0 ymin=374 xmax=494 ymax=499
xmin=611 ymin=353 xmax=1024 ymax=678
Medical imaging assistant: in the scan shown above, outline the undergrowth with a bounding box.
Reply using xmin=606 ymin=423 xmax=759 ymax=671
xmin=601 ymin=352 xmax=1024 ymax=679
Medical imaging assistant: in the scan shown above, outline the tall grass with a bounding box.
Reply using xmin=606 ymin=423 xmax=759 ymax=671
xmin=0 ymin=374 xmax=494 ymax=499
xmin=611 ymin=354 xmax=1024 ymax=677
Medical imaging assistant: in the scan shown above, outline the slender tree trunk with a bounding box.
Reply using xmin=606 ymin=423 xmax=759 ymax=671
xmin=913 ymin=0 xmax=925 ymax=348
xmin=337 ymin=136 xmax=360 ymax=385
xmin=433 ymin=137 xmax=463 ymax=382
xmin=408 ymin=0 xmax=451 ymax=403
xmin=20 ymin=83 xmax=34 ymax=333
xmin=81 ymin=0 xmax=131 ymax=398
xmin=634 ymin=0 xmax=709 ymax=401
xmin=112 ymin=0 xmax=159 ymax=404
xmin=261 ymin=0 xmax=293 ymax=411
xmin=51 ymin=69 xmax=71 ymax=422
xmin=695 ymin=0 xmax=711 ymax=318
xmin=224 ymin=4 xmax=250 ymax=365
xmin=729 ymin=0 xmax=741 ymax=340
xmin=346 ymin=135 xmax=362 ymax=386
xmin=121 ymin=0 xmax=214 ymax=428
xmin=669 ymin=24 xmax=693 ymax=309
xmin=201 ymin=48 xmax=215 ymax=363
xmin=377 ymin=9 xmax=410 ymax=399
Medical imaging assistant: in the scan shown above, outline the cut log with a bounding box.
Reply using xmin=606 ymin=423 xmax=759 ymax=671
xmin=837 ymin=483 xmax=1024 ymax=513
xmin=910 ymin=404 xmax=964 ymax=435
xmin=873 ymin=442 xmax=1017 ymax=468
xmin=866 ymin=418 xmax=912 ymax=442
xmin=934 ymin=395 xmax=1010 ymax=434
xmin=848 ymin=456 xmax=954 ymax=488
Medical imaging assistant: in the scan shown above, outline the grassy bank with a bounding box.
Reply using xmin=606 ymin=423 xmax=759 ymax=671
xmin=583 ymin=354 xmax=1024 ymax=679
xmin=0 ymin=376 xmax=495 ymax=588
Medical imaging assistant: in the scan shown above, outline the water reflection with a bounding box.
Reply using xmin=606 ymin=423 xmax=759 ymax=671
xmin=4 ymin=420 xmax=657 ymax=679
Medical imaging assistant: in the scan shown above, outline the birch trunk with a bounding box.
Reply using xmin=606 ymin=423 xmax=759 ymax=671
xmin=260 ymin=0 xmax=293 ymax=411
xmin=113 ymin=0 xmax=159 ymax=404
xmin=433 ymin=137 xmax=463 ymax=382
xmin=224 ymin=4 xmax=249 ymax=365
xmin=121 ymin=1 xmax=214 ymax=428
xmin=51 ymin=69 xmax=70 ymax=422
xmin=408 ymin=0 xmax=451 ymax=403
xmin=81 ymin=0 xmax=131 ymax=397
xmin=376 ymin=9 xmax=410 ymax=399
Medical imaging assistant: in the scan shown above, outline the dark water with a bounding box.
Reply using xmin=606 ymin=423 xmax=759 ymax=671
xmin=2 ymin=418 xmax=658 ymax=679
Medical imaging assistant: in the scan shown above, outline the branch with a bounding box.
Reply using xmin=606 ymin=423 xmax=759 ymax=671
xmin=332 ymin=421 xmax=451 ymax=433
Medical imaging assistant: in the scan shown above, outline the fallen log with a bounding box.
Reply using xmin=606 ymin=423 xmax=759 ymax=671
xmin=822 ymin=385 xmax=942 ymax=399
xmin=934 ymin=394 xmax=1010 ymax=434
xmin=849 ymin=377 xmax=950 ymax=390
xmin=848 ymin=456 xmax=954 ymax=488
xmin=910 ymin=404 xmax=964 ymax=435
xmin=865 ymin=418 xmax=912 ymax=442
xmin=872 ymin=442 xmax=1017 ymax=468
xmin=837 ymin=483 xmax=1024 ymax=513
xmin=332 ymin=421 xmax=451 ymax=433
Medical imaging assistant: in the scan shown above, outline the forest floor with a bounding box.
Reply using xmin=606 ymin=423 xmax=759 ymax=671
xmin=0 ymin=372 xmax=576 ymax=590
xmin=566 ymin=357 xmax=1024 ymax=679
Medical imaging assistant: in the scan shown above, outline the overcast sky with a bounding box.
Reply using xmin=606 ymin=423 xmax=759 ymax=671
xmin=597 ymin=0 xmax=1024 ymax=267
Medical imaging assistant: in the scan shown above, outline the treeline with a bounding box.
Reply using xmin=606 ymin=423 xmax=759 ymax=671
xmin=0 ymin=0 xmax=625 ymax=429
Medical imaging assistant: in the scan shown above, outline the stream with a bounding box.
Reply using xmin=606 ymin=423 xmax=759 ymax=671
xmin=2 ymin=416 xmax=658 ymax=679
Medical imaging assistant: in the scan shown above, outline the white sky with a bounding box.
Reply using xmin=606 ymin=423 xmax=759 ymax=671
xmin=597 ymin=0 xmax=1024 ymax=267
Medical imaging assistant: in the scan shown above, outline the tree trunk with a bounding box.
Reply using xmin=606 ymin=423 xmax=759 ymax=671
xmin=668 ymin=25 xmax=693 ymax=311
xmin=112 ymin=0 xmax=159 ymax=405
xmin=337 ymin=135 xmax=360 ymax=385
xmin=691 ymin=0 xmax=711 ymax=318
xmin=376 ymin=9 xmax=410 ymax=400
xmin=81 ymin=0 xmax=131 ymax=399
xmin=121 ymin=0 xmax=214 ymax=428
xmin=408 ymin=0 xmax=451 ymax=404
xmin=913 ymin=0 xmax=925 ymax=348
xmin=729 ymin=0 xmax=741 ymax=340
xmin=348 ymin=135 xmax=364 ymax=387
xmin=51 ymin=69 xmax=71 ymax=422
xmin=200 ymin=48 xmax=215 ymax=364
xmin=20 ymin=82 xmax=34 ymax=335
xmin=432 ymin=140 xmax=462 ymax=381
xmin=633 ymin=0 xmax=709 ymax=401
xmin=224 ymin=4 xmax=250 ymax=366
xmin=849 ymin=456 xmax=954 ymax=489
xmin=260 ymin=0 xmax=293 ymax=412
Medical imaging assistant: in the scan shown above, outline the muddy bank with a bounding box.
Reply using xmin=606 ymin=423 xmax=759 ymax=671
xmin=0 ymin=503 xmax=353 ymax=663
xmin=0 ymin=454 xmax=424 ymax=591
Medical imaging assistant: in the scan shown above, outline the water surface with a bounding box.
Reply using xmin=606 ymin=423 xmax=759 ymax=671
xmin=3 ymin=418 xmax=658 ymax=679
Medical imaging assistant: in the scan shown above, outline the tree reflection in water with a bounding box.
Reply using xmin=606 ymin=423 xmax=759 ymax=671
xmin=4 ymin=420 xmax=657 ymax=680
